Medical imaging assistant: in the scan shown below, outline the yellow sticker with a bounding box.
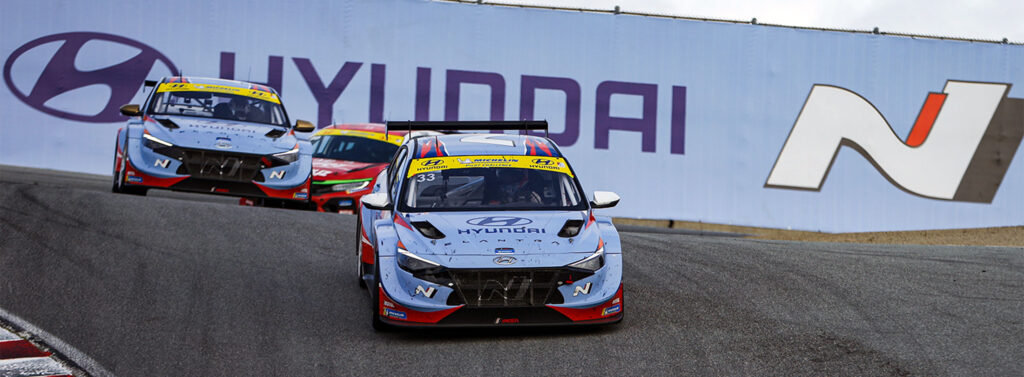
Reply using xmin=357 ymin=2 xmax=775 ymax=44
xmin=156 ymin=82 xmax=281 ymax=104
xmin=407 ymin=155 xmax=573 ymax=178
xmin=314 ymin=129 xmax=402 ymax=145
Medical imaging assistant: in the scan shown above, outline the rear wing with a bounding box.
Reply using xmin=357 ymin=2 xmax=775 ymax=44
xmin=385 ymin=121 xmax=548 ymax=138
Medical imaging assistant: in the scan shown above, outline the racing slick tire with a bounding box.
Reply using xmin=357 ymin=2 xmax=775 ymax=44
xmin=369 ymin=253 xmax=389 ymax=332
xmin=111 ymin=139 xmax=147 ymax=196
xmin=356 ymin=212 xmax=367 ymax=289
xmin=111 ymin=140 xmax=124 ymax=194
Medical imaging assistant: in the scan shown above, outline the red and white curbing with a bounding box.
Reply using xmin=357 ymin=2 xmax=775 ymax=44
xmin=0 ymin=326 xmax=73 ymax=377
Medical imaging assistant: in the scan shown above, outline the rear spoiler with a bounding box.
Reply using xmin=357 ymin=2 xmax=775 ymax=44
xmin=385 ymin=121 xmax=548 ymax=138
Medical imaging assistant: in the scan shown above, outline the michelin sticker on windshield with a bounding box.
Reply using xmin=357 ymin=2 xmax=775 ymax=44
xmin=156 ymin=83 xmax=281 ymax=104
xmin=407 ymin=155 xmax=573 ymax=177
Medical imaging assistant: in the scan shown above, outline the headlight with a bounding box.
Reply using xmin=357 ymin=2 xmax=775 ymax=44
xmin=143 ymin=132 xmax=173 ymax=148
xmin=332 ymin=180 xmax=371 ymax=193
xmin=272 ymin=145 xmax=300 ymax=163
xmin=568 ymin=242 xmax=605 ymax=271
xmin=397 ymin=247 xmax=441 ymax=273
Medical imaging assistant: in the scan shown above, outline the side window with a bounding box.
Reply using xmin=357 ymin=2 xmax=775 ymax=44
xmin=388 ymin=147 xmax=408 ymax=198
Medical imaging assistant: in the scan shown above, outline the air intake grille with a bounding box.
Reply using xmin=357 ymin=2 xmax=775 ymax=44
xmin=179 ymin=149 xmax=263 ymax=182
xmin=445 ymin=269 xmax=587 ymax=307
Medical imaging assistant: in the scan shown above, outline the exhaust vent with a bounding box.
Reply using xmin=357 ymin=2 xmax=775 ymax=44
xmin=412 ymin=221 xmax=446 ymax=239
xmin=558 ymin=219 xmax=585 ymax=237
xmin=156 ymin=118 xmax=179 ymax=129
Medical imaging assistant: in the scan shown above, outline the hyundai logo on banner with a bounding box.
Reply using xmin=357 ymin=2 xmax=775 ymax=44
xmin=3 ymin=32 xmax=178 ymax=123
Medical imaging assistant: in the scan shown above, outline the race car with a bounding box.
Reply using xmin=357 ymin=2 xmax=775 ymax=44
xmin=112 ymin=76 xmax=315 ymax=203
xmin=357 ymin=121 xmax=623 ymax=329
xmin=308 ymin=124 xmax=408 ymax=213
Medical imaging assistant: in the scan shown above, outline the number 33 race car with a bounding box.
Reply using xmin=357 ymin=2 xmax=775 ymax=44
xmin=357 ymin=121 xmax=623 ymax=329
xmin=112 ymin=76 xmax=315 ymax=203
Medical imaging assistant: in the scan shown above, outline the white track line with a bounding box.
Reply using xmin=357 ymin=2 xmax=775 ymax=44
xmin=0 ymin=307 xmax=115 ymax=377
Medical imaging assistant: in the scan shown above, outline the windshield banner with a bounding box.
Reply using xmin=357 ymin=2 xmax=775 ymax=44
xmin=408 ymin=156 xmax=574 ymax=178
xmin=314 ymin=129 xmax=402 ymax=145
xmin=156 ymin=83 xmax=281 ymax=104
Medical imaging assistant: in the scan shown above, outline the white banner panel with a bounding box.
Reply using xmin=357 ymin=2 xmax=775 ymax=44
xmin=1 ymin=0 xmax=1021 ymax=231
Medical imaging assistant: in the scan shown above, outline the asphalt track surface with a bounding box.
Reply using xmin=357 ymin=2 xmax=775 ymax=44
xmin=1 ymin=165 xmax=1022 ymax=376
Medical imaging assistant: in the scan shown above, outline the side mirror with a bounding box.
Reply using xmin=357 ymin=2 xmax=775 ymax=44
xmin=294 ymin=120 xmax=315 ymax=132
xmin=120 ymin=104 xmax=140 ymax=117
xmin=361 ymin=192 xmax=392 ymax=211
xmin=590 ymin=191 xmax=620 ymax=209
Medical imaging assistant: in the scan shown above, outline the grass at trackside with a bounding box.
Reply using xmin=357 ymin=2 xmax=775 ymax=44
xmin=613 ymin=218 xmax=1024 ymax=247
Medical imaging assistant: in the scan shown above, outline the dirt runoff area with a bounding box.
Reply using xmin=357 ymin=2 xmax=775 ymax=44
xmin=613 ymin=218 xmax=1024 ymax=247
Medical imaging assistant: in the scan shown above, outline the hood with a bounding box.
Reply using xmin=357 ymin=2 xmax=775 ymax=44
xmin=312 ymin=158 xmax=387 ymax=181
xmin=398 ymin=211 xmax=601 ymax=258
xmin=145 ymin=115 xmax=297 ymax=154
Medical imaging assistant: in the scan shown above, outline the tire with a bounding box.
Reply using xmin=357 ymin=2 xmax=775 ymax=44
xmin=369 ymin=254 xmax=388 ymax=331
xmin=356 ymin=212 xmax=367 ymax=289
xmin=111 ymin=140 xmax=124 ymax=194
xmin=114 ymin=139 xmax=148 ymax=196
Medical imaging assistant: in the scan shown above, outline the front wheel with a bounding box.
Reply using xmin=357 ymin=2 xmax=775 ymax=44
xmin=369 ymin=258 xmax=388 ymax=331
xmin=356 ymin=212 xmax=367 ymax=289
xmin=111 ymin=140 xmax=124 ymax=193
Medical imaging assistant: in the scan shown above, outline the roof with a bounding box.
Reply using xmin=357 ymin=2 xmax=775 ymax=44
xmin=412 ymin=133 xmax=562 ymax=159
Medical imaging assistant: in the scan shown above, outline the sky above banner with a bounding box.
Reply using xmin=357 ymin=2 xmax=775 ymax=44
xmin=491 ymin=0 xmax=1024 ymax=42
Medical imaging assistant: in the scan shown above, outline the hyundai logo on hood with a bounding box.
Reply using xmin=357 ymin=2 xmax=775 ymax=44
xmin=4 ymin=32 xmax=177 ymax=123
xmin=466 ymin=216 xmax=533 ymax=227
xmin=493 ymin=256 xmax=517 ymax=265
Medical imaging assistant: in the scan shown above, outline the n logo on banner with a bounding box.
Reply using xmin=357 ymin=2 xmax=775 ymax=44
xmin=766 ymin=80 xmax=1023 ymax=202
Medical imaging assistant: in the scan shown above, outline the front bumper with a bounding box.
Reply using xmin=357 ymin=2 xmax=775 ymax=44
xmin=123 ymin=143 xmax=311 ymax=201
xmin=311 ymin=190 xmax=369 ymax=213
xmin=378 ymin=284 xmax=623 ymax=327
xmin=375 ymin=253 xmax=624 ymax=327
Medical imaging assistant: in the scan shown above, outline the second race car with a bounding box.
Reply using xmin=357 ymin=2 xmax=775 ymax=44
xmin=112 ymin=76 xmax=315 ymax=203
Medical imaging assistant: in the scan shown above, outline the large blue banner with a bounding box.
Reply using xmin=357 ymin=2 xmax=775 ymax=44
xmin=2 ymin=0 xmax=1021 ymax=231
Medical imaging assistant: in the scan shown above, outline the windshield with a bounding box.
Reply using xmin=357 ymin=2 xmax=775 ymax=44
xmin=147 ymin=85 xmax=288 ymax=126
xmin=311 ymin=135 xmax=399 ymax=163
xmin=402 ymin=167 xmax=585 ymax=211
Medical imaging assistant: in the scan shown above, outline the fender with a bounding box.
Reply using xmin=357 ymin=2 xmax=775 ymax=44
xmin=595 ymin=215 xmax=622 ymax=254
xmin=374 ymin=219 xmax=399 ymax=258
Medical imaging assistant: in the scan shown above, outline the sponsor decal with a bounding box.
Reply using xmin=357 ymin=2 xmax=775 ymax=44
xmin=293 ymin=192 xmax=308 ymax=199
xmin=156 ymin=82 xmax=281 ymax=104
xmin=312 ymin=169 xmax=331 ymax=177
xmin=494 ymin=247 xmax=515 ymax=254
xmin=406 ymin=155 xmax=574 ymax=177
xmin=492 ymin=256 xmax=517 ymax=265
xmin=767 ymin=80 xmax=1023 ymax=202
xmin=459 ymin=216 xmax=544 ymax=235
xmin=214 ymin=137 xmax=232 ymax=149
xmin=3 ymin=32 xmax=177 ymax=123
xmin=499 ymin=318 xmax=520 ymax=324
xmin=602 ymin=304 xmax=621 ymax=316
xmin=269 ymin=170 xmax=286 ymax=180
xmin=383 ymin=308 xmax=407 ymax=320
xmin=127 ymin=176 xmax=143 ymax=183
xmin=573 ymin=282 xmax=592 ymax=297
xmin=458 ymin=227 xmax=545 ymax=235
xmin=414 ymin=285 xmax=437 ymax=298
xmin=154 ymin=159 xmax=170 ymax=168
